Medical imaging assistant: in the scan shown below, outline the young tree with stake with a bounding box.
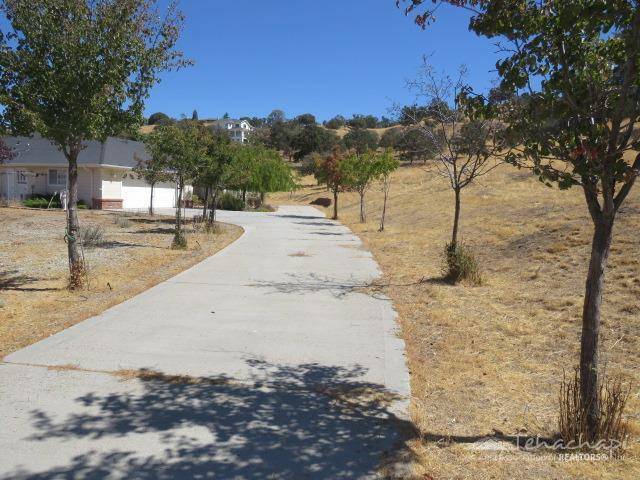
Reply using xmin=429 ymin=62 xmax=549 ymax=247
xmin=133 ymin=141 xmax=172 ymax=216
xmin=342 ymin=149 xmax=397 ymax=223
xmin=146 ymin=122 xmax=206 ymax=248
xmin=406 ymin=61 xmax=500 ymax=249
xmin=376 ymin=150 xmax=400 ymax=232
xmin=399 ymin=0 xmax=640 ymax=441
xmin=0 ymin=0 xmax=188 ymax=288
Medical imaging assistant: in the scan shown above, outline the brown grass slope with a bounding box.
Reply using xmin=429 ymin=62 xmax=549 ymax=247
xmin=270 ymin=164 xmax=640 ymax=479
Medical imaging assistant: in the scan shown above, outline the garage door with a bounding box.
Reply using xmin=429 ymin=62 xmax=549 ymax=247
xmin=122 ymin=178 xmax=177 ymax=209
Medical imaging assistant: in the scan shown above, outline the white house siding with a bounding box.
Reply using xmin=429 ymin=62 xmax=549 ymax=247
xmin=77 ymin=168 xmax=95 ymax=204
xmin=121 ymin=177 xmax=177 ymax=210
xmin=100 ymin=169 xmax=123 ymax=199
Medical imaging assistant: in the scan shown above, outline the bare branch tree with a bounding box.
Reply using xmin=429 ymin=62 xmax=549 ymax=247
xmin=405 ymin=59 xmax=502 ymax=247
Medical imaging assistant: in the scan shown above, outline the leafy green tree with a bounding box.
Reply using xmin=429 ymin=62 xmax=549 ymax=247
xmin=347 ymin=114 xmax=378 ymax=129
xmin=396 ymin=127 xmax=437 ymax=164
xmin=314 ymin=146 xmax=347 ymax=220
xmin=191 ymin=110 xmax=199 ymax=121
xmin=343 ymin=128 xmax=379 ymax=154
xmin=401 ymin=0 xmax=640 ymax=440
xmin=292 ymin=124 xmax=340 ymax=161
xmin=0 ymin=0 xmax=188 ymax=288
xmin=294 ymin=113 xmax=316 ymax=126
xmin=378 ymin=116 xmax=397 ymax=128
xmin=325 ymin=115 xmax=346 ymax=129
xmin=146 ymin=122 xmax=208 ymax=248
xmin=223 ymin=145 xmax=295 ymax=206
xmin=0 ymin=138 xmax=15 ymax=163
xmin=251 ymin=147 xmax=296 ymax=205
xmin=195 ymin=128 xmax=233 ymax=223
xmin=341 ymin=149 xmax=396 ymax=223
xmin=379 ymin=127 xmax=404 ymax=149
xmin=266 ymin=109 xmax=286 ymax=126
xmin=399 ymin=104 xmax=430 ymax=126
xmin=148 ymin=112 xmax=172 ymax=125
xmin=268 ymin=121 xmax=300 ymax=160
xmin=132 ymin=146 xmax=172 ymax=216
xmin=376 ymin=150 xmax=400 ymax=232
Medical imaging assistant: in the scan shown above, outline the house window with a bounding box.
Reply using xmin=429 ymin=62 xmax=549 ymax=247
xmin=48 ymin=169 xmax=67 ymax=187
xmin=16 ymin=170 xmax=27 ymax=184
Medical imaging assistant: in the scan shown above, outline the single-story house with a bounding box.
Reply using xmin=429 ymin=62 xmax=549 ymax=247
xmin=0 ymin=135 xmax=182 ymax=210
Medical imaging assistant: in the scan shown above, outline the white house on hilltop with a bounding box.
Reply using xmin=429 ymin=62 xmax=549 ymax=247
xmin=0 ymin=135 xmax=183 ymax=210
xmin=209 ymin=118 xmax=254 ymax=143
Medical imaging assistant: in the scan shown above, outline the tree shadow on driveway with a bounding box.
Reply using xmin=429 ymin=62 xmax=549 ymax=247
xmin=250 ymin=273 xmax=367 ymax=298
xmin=4 ymin=360 xmax=412 ymax=480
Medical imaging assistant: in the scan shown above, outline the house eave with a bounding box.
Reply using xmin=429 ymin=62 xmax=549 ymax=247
xmin=0 ymin=163 xmax=132 ymax=170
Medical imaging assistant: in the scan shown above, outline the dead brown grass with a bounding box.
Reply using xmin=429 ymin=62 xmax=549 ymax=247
xmin=270 ymin=164 xmax=640 ymax=479
xmin=0 ymin=208 xmax=242 ymax=358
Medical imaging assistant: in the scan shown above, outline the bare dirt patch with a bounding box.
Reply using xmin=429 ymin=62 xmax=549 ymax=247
xmin=0 ymin=208 xmax=242 ymax=358
xmin=270 ymin=164 xmax=640 ymax=479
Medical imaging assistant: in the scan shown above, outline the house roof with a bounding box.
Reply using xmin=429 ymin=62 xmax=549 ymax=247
xmin=1 ymin=135 xmax=149 ymax=169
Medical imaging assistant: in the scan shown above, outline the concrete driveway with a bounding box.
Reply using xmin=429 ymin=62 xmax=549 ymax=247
xmin=0 ymin=206 xmax=410 ymax=479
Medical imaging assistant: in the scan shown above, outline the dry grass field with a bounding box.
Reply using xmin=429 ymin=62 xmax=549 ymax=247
xmin=270 ymin=163 xmax=640 ymax=479
xmin=0 ymin=208 xmax=242 ymax=358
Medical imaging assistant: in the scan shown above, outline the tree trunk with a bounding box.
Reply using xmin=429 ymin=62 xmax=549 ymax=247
xmin=580 ymin=216 xmax=615 ymax=440
xmin=209 ymin=188 xmax=218 ymax=223
xmin=66 ymin=150 xmax=84 ymax=289
xmin=242 ymin=189 xmax=246 ymax=205
xmin=451 ymin=187 xmax=461 ymax=247
xmin=359 ymin=191 xmax=366 ymax=223
xmin=332 ymin=189 xmax=338 ymax=220
xmin=174 ymin=176 xmax=184 ymax=246
xmin=202 ymin=185 xmax=209 ymax=218
xmin=379 ymin=177 xmax=390 ymax=232
xmin=259 ymin=191 xmax=265 ymax=207
xmin=149 ymin=182 xmax=155 ymax=216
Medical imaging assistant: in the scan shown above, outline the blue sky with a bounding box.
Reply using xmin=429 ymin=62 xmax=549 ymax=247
xmin=1 ymin=1 xmax=501 ymax=122
xmin=149 ymin=0 xmax=500 ymax=121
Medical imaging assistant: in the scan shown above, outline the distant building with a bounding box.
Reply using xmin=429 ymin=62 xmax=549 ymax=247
xmin=209 ymin=118 xmax=254 ymax=143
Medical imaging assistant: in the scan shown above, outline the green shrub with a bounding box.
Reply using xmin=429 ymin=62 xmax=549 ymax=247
xmin=23 ymin=193 xmax=60 ymax=208
xmin=216 ymin=192 xmax=245 ymax=211
xmin=443 ymin=242 xmax=482 ymax=285
xmin=79 ymin=224 xmax=104 ymax=248
xmin=23 ymin=198 xmax=50 ymax=208
xmin=22 ymin=194 xmax=90 ymax=209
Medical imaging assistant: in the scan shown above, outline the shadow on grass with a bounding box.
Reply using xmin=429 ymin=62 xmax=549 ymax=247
xmin=130 ymin=227 xmax=177 ymax=235
xmin=4 ymin=360 xmax=412 ymax=480
xmin=420 ymin=431 xmax=555 ymax=449
xmin=0 ymin=270 xmax=59 ymax=292
xmin=91 ymin=240 xmax=165 ymax=250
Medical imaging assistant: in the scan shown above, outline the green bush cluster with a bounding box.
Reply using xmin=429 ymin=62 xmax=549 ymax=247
xmin=22 ymin=194 xmax=88 ymax=209
xmin=216 ymin=192 xmax=245 ymax=211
